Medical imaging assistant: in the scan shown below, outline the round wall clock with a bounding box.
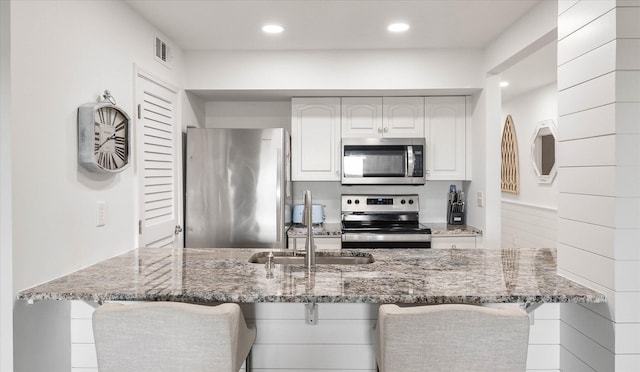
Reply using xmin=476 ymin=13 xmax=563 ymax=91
xmin=78 ymin=102 xmax=131 ymax=173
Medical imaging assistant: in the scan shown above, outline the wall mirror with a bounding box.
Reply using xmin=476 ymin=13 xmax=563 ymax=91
xmin=531 ymin=119 xmax=557 ymax=184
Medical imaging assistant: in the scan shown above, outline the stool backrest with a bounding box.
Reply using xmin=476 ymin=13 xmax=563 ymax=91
xmin=376 ymin=304 xmax=530 ymax=372
xmin=93 ymin=302 xmax=255 ymax=372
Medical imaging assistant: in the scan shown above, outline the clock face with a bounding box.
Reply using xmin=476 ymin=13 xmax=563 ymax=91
xmin=93 ymin=106 xmax=128 ymax=171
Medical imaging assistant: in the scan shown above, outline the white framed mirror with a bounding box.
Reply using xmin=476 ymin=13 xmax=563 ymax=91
xmin=531 ymin=119 xmax=557 ymax=184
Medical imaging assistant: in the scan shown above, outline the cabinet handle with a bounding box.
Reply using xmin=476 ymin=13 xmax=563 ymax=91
xmin=383 ymin=127 xmax=389 ymax=133
xmin=451 ymin=244 xmax=457 ymax=249
xmin=377 ymin=127 xmax=382 ymax=133
xmin=335 ymin=170 xmax=340 ymax=176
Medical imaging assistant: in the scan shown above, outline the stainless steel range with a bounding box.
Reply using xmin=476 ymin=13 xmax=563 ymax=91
xmin=341 ymin=194 xmax=432 ymax=249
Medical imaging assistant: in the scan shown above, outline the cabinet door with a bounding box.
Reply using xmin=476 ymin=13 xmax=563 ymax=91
xmin=341 ymin=97 xmax=383 ymax=138
xmin=425 ymin=97 xmax=466 ymax=180
xmin=382 ymin=97 xmax=425 ymax=138
xmin=291 ymin=98 xmax=341 ymax=181
xmin=431 ymin=236 xmax=476 ymax=249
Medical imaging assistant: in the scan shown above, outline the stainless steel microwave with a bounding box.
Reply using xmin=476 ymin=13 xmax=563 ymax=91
xmin=342 ymin=138 xmax=426 ymax=185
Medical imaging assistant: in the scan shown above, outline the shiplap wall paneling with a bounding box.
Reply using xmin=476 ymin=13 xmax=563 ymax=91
xmin=501 ymin=202 xmax=557 ymax=249
xmin=557 ymin=1 xmax=640 ymax=371
xmin=71 ymin=301 xmax=98 ymax=372
xmin=243 ymin=303 xmax=377 ymax=371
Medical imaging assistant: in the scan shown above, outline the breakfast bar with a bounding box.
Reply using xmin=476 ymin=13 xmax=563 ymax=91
xmin=18 ymin=247 xmax=604 ymax=306
xmin=17 ymin=247 xmax=606 ymax=371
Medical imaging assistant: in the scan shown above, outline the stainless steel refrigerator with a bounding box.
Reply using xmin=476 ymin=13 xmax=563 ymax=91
xmin=185 ymin=128 xmax=292 ymax=248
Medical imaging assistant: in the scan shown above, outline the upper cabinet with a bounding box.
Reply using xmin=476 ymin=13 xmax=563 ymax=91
xmin=383 ymin=97 xmax=425 ymax=138
xmin=341 ymin=97 xmax=383 ymax=138
xmin=425 ymin=96 xmax=467 ymax=180
xmin=342 ymin=97 xmax=424 ymax=138
xmin=292 ymin=95 xmax=469 ymax=182
xmin=291 ymin=98 xmax=342 ymax=181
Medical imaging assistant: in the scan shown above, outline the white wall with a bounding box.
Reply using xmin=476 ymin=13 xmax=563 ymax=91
xmin=1 ymin=0 xmax=13 ymax=369
xmin=186 ymin=49 xmax=484 ymax=91
xmin=205 ymin=101 xmax=292 ymax=130
xmin=502 ymin=83 xmax=559 ymax=209
xmin=467 ymin=0 xmax=559 ymax=250
xmin=10 ymin=1 xmax=186 ymax=370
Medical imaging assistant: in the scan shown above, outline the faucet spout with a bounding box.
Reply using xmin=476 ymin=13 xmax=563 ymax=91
xmin=303 ymin=190 xmax=316 ymax=268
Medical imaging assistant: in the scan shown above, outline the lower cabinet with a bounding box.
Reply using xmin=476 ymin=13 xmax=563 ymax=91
xmin=431 ymin=236 xmax=477 ymax=249
xmin=288 ymin=236 xmax=342 ymax=250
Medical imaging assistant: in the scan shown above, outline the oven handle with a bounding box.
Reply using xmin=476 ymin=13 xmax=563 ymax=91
xmin=407 ymin=145 xmax=415 ymax=177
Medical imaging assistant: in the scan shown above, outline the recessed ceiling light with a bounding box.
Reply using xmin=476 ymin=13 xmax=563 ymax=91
xmin=388 ymin=23 xmax=410 ymax=32
xmin=262 ymin=24 xmax=284 ymax=34
xmin=500 ymin=81 xmax=510 ymax=87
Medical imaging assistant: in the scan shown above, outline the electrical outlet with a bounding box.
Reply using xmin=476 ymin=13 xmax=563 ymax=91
xmin=96 ymin=201 xmax=106 ymax=227
xmin=477 ymin=191 xmax=484 ymax=207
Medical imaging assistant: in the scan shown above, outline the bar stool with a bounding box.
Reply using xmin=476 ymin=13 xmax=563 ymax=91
xmin=374 ymin=304 xmax=530 ymax=372
xmin=92 ymin=302 xmax=256 ymax=372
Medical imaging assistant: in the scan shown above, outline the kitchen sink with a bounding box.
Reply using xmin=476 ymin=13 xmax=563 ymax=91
xmin=249 ymin=251 xmax=374 ymax=265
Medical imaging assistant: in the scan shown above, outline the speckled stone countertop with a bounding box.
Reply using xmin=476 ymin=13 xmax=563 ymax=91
xmin=18 ymin=248 xmax=604 ymax=306
xmin=287 ymin=223 xmax=482 ymax=237
xmin=288 ymin=223 xmax=342 ymax=237
xmin=429 ymin=224 xmax=483 ymax=236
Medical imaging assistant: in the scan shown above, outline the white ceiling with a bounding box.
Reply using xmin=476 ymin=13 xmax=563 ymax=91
xmin=125 ymin=0 xmax=541 ymax=51
xmin=125 ymin=0 xmax=555 ymax=101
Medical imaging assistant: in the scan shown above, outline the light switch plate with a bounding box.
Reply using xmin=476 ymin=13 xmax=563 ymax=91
xmin=96 ymin=201 xmax=106 ymax=227
xmin=477 ymin=191 xmax=484 ymax=207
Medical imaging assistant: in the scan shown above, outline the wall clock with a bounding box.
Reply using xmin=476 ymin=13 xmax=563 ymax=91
xmin=78 ymin=102 xmax=131 ymax=173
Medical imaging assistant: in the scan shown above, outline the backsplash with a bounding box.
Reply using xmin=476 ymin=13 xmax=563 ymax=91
xmin=291 ymin=181 xmax=464 ymax=224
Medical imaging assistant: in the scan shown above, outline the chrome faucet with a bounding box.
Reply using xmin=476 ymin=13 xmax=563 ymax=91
xmin=302 ymin=190 xmax=316 ymax=268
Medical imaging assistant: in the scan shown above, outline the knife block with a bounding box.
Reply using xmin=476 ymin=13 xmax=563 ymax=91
xmin=447 ymin=201 xmax=465 ymax=225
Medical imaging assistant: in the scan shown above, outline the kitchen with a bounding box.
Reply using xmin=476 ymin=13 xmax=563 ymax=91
xmin=2 ymin=1 xmax=639 ymax=372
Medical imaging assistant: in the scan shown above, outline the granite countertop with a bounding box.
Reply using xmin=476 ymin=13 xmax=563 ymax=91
xmin=429 ymin=224 xmax=483 ymax=236
xmin=18 ymin=247 xmax=604 ymax=306
xmin=287 ymin=223 xmax=482 ymax=237
xmin=288 ymin=223 xmax=342 ymax=237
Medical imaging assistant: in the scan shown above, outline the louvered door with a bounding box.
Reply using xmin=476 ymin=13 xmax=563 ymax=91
xmin=136 ymin=71 xmax=182 ymax=248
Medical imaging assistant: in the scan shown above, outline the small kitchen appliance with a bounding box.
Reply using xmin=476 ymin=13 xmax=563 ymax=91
xmin=341 ymin=138 xmax=426 ymax=185
xmin=341 ymin=194 xmax=431 ymax=249
xmin=292 ymin=204 xmax=325 ymax=224
xmin=291 ymin=204 xmax=325 ymax=232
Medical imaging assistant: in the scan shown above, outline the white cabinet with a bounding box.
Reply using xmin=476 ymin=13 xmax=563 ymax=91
xmin=342 ymin=97 xmax=424 ymax=138
xmin=291 ymin=98 xmax=341 ymax=181
xmin=288 ymin=236 xmax=342 ymax=250
xmin=425 ymin=96 xmax=467 ymax=180
xmin=341 ymin=97 xmax=383 ymax=138
xmin=431 ymin=236 xmax=476 ymax=249
xmin=383 ymin=97 xmax=425 ymax=138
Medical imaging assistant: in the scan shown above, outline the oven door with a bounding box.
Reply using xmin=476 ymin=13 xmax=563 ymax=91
xmin=341 ymin=231 xmax=431 ymax=249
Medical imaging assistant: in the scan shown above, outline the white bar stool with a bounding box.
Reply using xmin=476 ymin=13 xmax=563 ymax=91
xmin=93 ymin=302 xmax=256 ymax=372
xmin=375 ymin=304 xmax=530 ymax=372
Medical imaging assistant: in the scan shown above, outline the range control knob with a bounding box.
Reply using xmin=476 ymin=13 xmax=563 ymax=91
xmin=408 ymin=199 xmax=414 ymax=205
xmin=400 ymin=199 xmax=406 ymax=204
xmin=354 ymin=199 xmax=360 ymax=205
xmin=346 ymin=199 xmax=352 ymax=205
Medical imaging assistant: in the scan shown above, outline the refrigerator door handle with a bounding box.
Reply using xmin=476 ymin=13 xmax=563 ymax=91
xmin=276 ymin=147 xmax=282 ymax=244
